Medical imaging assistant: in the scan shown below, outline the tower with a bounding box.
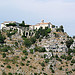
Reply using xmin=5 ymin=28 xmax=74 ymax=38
xmin=41 ymin=20 xmax=44 ymax=23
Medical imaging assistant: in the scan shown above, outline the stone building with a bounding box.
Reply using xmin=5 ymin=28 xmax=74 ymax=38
xmin=30 ymin=20 xmax=53 ymax=30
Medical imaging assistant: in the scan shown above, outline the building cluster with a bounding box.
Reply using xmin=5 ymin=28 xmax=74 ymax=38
xmin=1 ymin=20 xmax=53 ymax=30
xmin=1 ymin=20 xmax=54 ymax=38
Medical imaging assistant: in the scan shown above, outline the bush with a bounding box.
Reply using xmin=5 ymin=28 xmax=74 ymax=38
xmin=0 ymin=47 xmax=8 ymax=52
xmin=30 ymin=37 xmax=36 ymax=44
xmin=56 ymin=25 xmax=64 ymax=32
xmin=52 ymin=25 xmax=55 ymax=28
xmin=41 ymin=62 xmax=45 ymax=67
xmin=15 ymin=42 xmax=18 ymax=47
xmin=0 ymin=31 xmax=5 ymax=43
xmin=60 ymin=54 xmax=66 ymax=59
xmin=30 ymin=49 xmax=34 ymax=54
xmin=8 ymin=72 xmax=12 ymax=75
xmin=26 ymin=63 xmax=29 ymax=66
xmin=61 ymin=41 xmax=64 ymax=44
xmin=7 ymin=29 xmax=18 ymax=37
xmin=6 ymin=23 xmax=17 ymax=26
xmin=66 ymin=55 xmax=72 ymax=61
xmin=50 ymin=65 xmax=53 ymax=67
xmin=2 ymin=53 xmax=6 ymax=58
xmin=44 ymin=54 xmax=47 ymax=58
xmin=34 ymin=47 xmax=46 ymax=52
xmin=66 ymin=39 xmax=74 ymax=48
xmin=59 ymin=66 xmax=62 ymax=70
xmin=71 ymin=59 xmax=75 ymax=63
xmin=45 ymin=59 xmax=49 ymax=63
xmin=1 ymin=65 xmax=4 ymax=67
xmin=27 ymin=60 xmax=30 ymax=63
xmin=35 ymin=27 xmax=51 ymax=39
xmin=24 ymin=38 xmax=32 ymax=47
xmin=72 ymin=69 xmax=75 ymax=71
xmin=7 ymin=65 xmax=11 ymax=69
xmin=23 ymin=50 xmax=28 ymax=55
xmin=34 ymin=73 xmax=37 ymax=75
xmin=20 ymin=62 xmax=24 ymax=66
xmin=50 ymin=67 xmax=55 ymax=73
xmin=43 ymin=73 xmax=48 ymax=75
xmin=2 ymin=72 xmax=7 ymax=75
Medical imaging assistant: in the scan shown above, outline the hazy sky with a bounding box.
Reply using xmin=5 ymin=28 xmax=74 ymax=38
xmin=0 ymin=0 xmax=75 ymax=36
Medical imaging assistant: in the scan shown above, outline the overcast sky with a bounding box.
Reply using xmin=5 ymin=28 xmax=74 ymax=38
xmin=0 ymin=0 xmax=75 ymax=36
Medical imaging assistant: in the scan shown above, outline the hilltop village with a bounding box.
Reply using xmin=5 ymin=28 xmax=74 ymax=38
xmin=0 ymin=20 xmax=75 ymax=75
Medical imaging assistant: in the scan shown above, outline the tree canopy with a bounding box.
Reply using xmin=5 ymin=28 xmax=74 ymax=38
xmin=0 ymin=31 xmax=5 ymax=43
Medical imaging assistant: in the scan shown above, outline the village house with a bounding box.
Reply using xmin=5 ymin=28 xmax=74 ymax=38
xmin=30 ymin=20 xmax=53 ymax=30
xmin=1 ymin=21 xmax=19 ymax=29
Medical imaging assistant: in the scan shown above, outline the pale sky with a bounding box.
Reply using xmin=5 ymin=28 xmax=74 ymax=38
xmin=0 ymin=0 xmax=75 ymax=36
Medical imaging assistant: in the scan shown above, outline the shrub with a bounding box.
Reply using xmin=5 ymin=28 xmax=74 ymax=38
xmin=30 ymin=37 xmax=36 ymax=44
xmin=71 ymin=59 xmax=75 ymax=63
xmin=34 ymin=47 xmax=46 ymax=52
xmin=39 ymin=38 xmax=42 ymax=42
xmin=0 ymin=31 xmax=5 ymax=43
xmin=6 ymin=23 xmax=17 ymax=26
xmin=72 ymin=69 xmax=75 ymax=71
xmin=52 ymin=25 xmax=55 ymax=28
xmin=0 ymin=47 xmax=8 ymax=52
xmin=59 ymin=66 xmax=62 ymax=70
xmin=34 ymin=73 xmax=37 ymax=75
xmin=60 ymin=54 xmax=66 ymax=59
xmin=41 ymin=62 xmax=45 ymax=67
xmin=26 ymin=63 xmax=29 ymax=66
xmin=66 ymin=39 xmax=74 ymax=48
xmin=2 ymin=53 xmax=6 ymax=58
xmin=2 ymin=72 xmax=7 ymax=75
xmin=50 ymin=65 xmax=53 ymax=67
xmin=1 ymin=65 xmax=4 ymax=67
xmin=61 ymin=41 xmax=64 ymax=44
xmin=43 ymin=73 xmax=48 ymax=75
xmin=8 ymin=72 xmax=12 ymax=75
xmin=24 ymin=38 xmax=32 ymax=47
xmin=20 ymin=62 xmax=24 ymax=66
xmin=44 ymin=54 xmax=47 ymax=58
xmin=30 ymin=49 xmax=34 ymax=54
xmin=27 ymin=60 xmax=30 ymax=63
xmin=7 ymin=65 xmax=11 ymax=69
xmin=23 ymin=50 xmax=28 ymax=55
xmin=50 ymin=67 xmax=55 ymax=73
xmin=66 ymin=55 xmax=72 ymax=61
xmin=16 ymin=64 xmax=18 ymax=67
xmin=45 ymin=59 xmax=49 ymax=63
xmin=15 ymin=42 xmax=18 ymax=47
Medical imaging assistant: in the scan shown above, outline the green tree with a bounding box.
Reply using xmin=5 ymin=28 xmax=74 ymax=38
xmin=52 ymin=25 xmax=55 ymax=28
xmin=7 ymin=65 xmax=11 ymax=69
xmin=66 ymin=39 xmax=74 ymax=48
xmin=2 ymin=53 xmax=6 ymax=58
xmin=24 ymin=38 xmax=32 ymax=47
xmin=30 ymin=49 xmax=34 ymax=54
xmin=0 ymin=31 xmax=5 ymax=43
xmin=19 ymin=21 xmax=25 ymax=27
xmin=30 ymin=37 xmax=36 ymax=44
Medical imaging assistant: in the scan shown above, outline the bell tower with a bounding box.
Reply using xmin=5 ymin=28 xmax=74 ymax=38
xmin=41 ymin=20 xmax=44 ymax=23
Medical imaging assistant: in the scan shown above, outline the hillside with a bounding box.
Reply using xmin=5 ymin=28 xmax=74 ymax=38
xmin=0 ymin=22 xmax=75 ymax=75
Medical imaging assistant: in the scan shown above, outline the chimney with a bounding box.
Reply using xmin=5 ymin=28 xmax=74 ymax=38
xmin=41 ymin=20 xmax=44 ymax=23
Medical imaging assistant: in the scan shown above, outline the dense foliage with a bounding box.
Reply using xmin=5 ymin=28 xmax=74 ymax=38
xmin=56 ymin=25 xmax=64 ymax=32
xmin=6 ymin=23 xmax=17 ymax=26
xmin=19 ymin=21 xmax=30 ymax=27
xmin=0 ymin=31 xmax=5 ymax=43
xmin=35 ymin=27 xmax=51 ymax=39
xmin=34 ymin=46 xmax=46 ymax=52
xmin=66 ymin=38 xmax=74 ymax=48
xmin=7 ymin=29 xmax=18 ymax=37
